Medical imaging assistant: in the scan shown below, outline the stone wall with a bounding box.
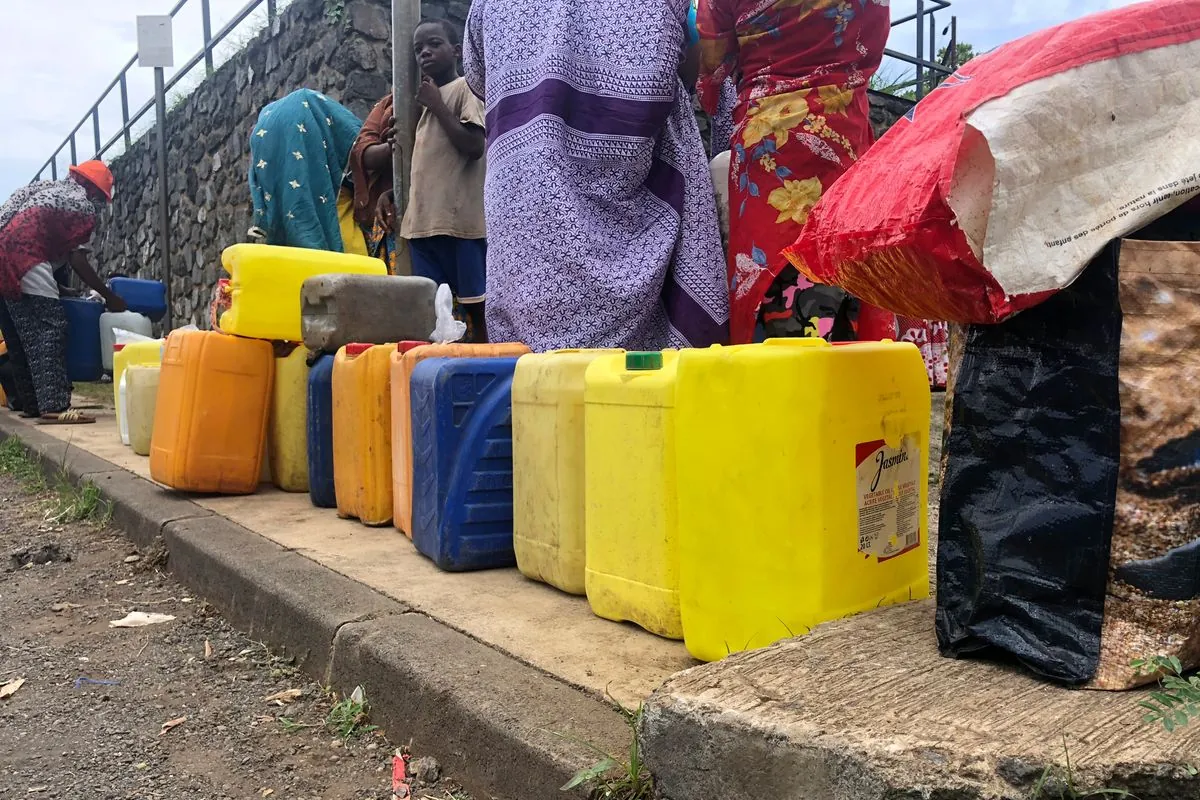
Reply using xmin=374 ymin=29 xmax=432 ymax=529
xmin=93 ymin=0 xmax=911 ymax=327
xmin=93 ymin=0 xmax=467 ymax=327
xmin=868 ymin=90 xmax=915 ymax=140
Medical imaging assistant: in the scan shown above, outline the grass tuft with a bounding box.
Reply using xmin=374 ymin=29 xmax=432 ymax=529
xmin=0 ymin=437 xmax=111 ymax=524
xmin=325 ymin=685 xmax=378 ymax=740
xmin=551 ymin=693 xmax=654 ymax=800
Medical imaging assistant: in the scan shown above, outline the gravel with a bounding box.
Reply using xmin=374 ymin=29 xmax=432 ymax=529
xmin=0 ymin=471 xmax=476 ymax=800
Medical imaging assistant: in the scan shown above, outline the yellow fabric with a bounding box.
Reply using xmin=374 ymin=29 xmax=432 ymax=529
xmin=338 ymin=189 xmax=370 ymax=256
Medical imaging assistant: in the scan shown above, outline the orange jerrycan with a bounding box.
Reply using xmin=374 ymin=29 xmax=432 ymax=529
xmin=390 ymin=342 xmax=531 ymax=537
xmin=333 ymin=343 xmax=396 ymax=526
xmin=149 ymin=330 xmax=274 ymax=494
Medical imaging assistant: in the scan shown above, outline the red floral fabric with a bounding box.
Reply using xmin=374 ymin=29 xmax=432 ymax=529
xmin=0 ymin=180 xmax=98 ymax=298
xmin=697 ymin=0 xmax=889 ymax=345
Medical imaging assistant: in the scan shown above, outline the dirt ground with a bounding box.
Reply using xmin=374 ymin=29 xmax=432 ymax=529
xmin=0 ymin=467 xmax=474 ymax=800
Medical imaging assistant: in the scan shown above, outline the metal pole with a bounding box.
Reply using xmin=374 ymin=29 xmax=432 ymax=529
xmin=950 ymin=17 xmax=959 ymax=70
xmin=93 ymin=109 xmax=102 ymax=158
xmin=390 ymin=0 xmax=420 ymax=276
xmin=914 ymin=0 xmax=925 ymax=100
xmin=202 ymin=0 xmax=215 ymax=76
xmin=155 ymin=67 xmax=174 ymax=331
xmin=928 ymin=12 xmax=937 ymax=89
xmin=50 ymin=159 xmax=57 ymax=181
xmin=69 ymin=133 xmax=77 ymax=166
xmin=120 ymin=74 xmax=132 ymax=150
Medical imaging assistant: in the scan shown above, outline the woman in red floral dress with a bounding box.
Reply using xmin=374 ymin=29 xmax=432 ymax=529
xmin=697 ymin=0 xmax=891 ymax=346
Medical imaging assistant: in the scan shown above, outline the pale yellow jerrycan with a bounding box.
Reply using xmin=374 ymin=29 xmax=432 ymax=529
xmin=125 ymin=365 xmax=161 ymax=457
xmin=113 ymin=340 xmax=163 ymax=442
xmin=268 ymin=344 xmax=311 ymax=493
xmin=675 ymin=338 xmax=932 ymax=662
xmin=584 ymin=351 xmax=684 ymax=639
xmin=512 ymin=349 xmax=622 ymax=595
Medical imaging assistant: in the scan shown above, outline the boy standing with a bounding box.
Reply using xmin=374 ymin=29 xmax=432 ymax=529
xmin=403 ymin=19 xmax=488 ymax=342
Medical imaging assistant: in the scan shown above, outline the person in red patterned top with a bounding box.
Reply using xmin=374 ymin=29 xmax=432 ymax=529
xmin=0 ymin=161 xmax=126 ymax=423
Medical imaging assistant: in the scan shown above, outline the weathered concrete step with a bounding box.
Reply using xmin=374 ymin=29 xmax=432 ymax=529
xmin=641 ymin=601 xmax=1200 ymax=800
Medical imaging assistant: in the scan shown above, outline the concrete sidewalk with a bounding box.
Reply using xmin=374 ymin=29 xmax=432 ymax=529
xmin=642 ymin=601 xmax=1200 ymax=799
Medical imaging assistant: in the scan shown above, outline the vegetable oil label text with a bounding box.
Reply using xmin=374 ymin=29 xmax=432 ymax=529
xmin=855 ymin=436 xmax=921 ymax=561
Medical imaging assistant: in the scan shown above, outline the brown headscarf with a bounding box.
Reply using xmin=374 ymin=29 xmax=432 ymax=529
xmin=348 ymin=92 xmax=395 ymax=228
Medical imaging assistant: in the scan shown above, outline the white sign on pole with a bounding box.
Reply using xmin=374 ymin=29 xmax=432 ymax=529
xmin=136 ymin=15 xmax=175 ymax=69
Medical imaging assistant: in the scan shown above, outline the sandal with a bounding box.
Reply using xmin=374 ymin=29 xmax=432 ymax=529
xmin=37 ymin=409 xmax=96 ymax=425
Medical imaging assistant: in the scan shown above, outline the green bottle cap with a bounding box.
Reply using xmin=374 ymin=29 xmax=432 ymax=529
xmin=625 ymin=351 xmax=663 ymax=371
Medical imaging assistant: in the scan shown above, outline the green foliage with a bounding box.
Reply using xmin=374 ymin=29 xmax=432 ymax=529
xmin=1030 ymin=736 xmax=1138 ymax=799
xmin=555 ymin=696 xmax=653 ymax=799
xmin=49 ymin=480 xmax=111 ymax=525
xmin=324 ymin=0 xmax=346 ymax=25
xmin=870 ymin=41 xmax=978 ymax=100
xmin=1133 ymin=656 xmax=1200 ymax=733
xmin=0 ymin=437 xmax=46 ymax=490
xmin=0 ymin=437 xmax=111 ymax=524
xmin=940 ymin=42 xmax=978 ymax=70
xmin=325 ymin=685 xmax=378 ymax=740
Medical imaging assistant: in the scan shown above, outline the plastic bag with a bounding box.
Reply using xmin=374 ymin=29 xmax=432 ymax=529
xmin=786 ymin=0 xmax=1200 ymax=325
xmin=429 ymin=284 xmax=466 ymax=344
xmin=938 ymin=230 xmax=1200 ymax=687
xmin=113 ymin=328 xmax=156 ymax=345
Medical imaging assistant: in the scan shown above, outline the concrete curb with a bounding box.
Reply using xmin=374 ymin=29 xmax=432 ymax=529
xmin=0 ymin=416 xmax=629 ymax=800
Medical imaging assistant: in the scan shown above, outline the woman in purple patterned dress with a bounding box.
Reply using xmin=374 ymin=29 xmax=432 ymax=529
xmin=463 ymin=0 xmax=730 ymax=351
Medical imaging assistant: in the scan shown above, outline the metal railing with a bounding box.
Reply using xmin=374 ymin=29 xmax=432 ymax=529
xmin=884 ymin=0 xmax=957 ymax=101
xmin=35 ymin=0 xmax=954 ymax=183
xmin=32 ymin=0 xmax=279 ymax=182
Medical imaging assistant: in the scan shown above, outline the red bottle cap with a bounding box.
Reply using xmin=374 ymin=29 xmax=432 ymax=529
xmin=113 ymin=344 xmax=126 ymax=352
xmin=397 ymin=340 xmax=428 ymax=353
xmin=345 ymin=343 xmax=373 ymax=357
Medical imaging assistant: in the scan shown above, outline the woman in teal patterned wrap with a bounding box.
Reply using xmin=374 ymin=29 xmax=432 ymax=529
xmin=247 ymin=89 xmax=368 ymax=254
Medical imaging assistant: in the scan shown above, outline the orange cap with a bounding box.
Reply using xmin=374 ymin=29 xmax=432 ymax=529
xmin=69 ymin=160 xmax=114 ymax=201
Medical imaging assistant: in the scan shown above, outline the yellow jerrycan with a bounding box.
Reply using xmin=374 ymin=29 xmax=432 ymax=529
xmin=584 ymin=351 xmax=683 ymax=639
xmin=675 ymin=339 xmax=931 ymax=662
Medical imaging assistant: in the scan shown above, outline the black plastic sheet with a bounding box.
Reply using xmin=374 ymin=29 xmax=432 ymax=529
xmin=935 ymin=242 xmax=1123 ymax=684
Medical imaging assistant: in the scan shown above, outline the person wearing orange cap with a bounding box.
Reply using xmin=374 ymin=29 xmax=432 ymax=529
xmin=0 ymin=159 xmax=126 ymax=423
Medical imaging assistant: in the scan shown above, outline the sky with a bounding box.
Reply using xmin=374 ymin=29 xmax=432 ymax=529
xmin=0 ymin=0 xmax=1152 ymax=199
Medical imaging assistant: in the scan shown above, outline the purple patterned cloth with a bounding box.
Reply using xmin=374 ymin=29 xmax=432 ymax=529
xmin=463 ymin=0 xmax=730 ymax=351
